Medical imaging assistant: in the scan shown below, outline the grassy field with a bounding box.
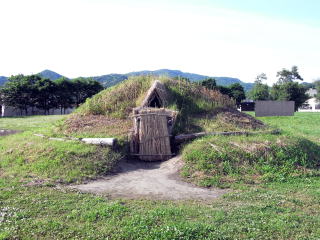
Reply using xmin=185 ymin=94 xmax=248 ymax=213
xmin=258 ymin=112 xmax=320 ymax=142
xmin=0 ymin=113 xmax=320 ymax=239
xmin=0 ymin=115 xmax=64 ymax=133
xmin=0 ymin=116 xmax=123 ymax=183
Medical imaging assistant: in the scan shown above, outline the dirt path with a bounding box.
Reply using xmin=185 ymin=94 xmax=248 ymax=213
xmin=72 ymin=156 xmax=228 ymax=200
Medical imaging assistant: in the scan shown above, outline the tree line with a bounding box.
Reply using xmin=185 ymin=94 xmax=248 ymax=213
xmin=314 ymin=81 xmax=320 ymax=102
xmin=248 ymin=66 xmax=309 ymax=110
xmin=173 ymin=76 xmax=246 ymax=107
xmin=200 ymin=79 xmax=246 ymax=106
xmin=0 ymin=74 xmax=103 ymax=114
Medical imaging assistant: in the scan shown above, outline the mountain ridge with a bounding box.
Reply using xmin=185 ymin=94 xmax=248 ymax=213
xmin=38 ymin=69 xmax=65 ymax=80
xmin=0 ymin=69 xmax=254 ymax=91
xmin=125 ymin=69 xmax=254 ymax=91
xmin=0 ymin=76 xmax=8 ymax=86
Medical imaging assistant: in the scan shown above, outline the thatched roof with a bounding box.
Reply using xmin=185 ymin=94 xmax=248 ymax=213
xmin=141 ymin=80 xmax=168 ymax=108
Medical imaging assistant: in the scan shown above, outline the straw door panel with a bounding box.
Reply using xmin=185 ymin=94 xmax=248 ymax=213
xmin=138 ymin=111 xmax=172 ymax=161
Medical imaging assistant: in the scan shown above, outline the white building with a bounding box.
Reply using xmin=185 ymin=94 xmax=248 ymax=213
xmin=299 ymin=89 xmax=320 ymax=112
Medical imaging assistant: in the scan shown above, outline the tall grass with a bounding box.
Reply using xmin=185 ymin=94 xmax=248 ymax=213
xmin=164 ymin=79 xmax=235 ymax=133
xmin=73 ymin=76 xmax=236 ymax=135
xmin=182 ymin=134 xmax=320 ymax=188
xmin=77 ymin=75 xmax=155 ymax=118
xmin=76 ymin=76 xmax=235 ymax=119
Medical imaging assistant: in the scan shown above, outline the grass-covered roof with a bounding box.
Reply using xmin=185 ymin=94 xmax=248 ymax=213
xmin=63 ymin=76 xmax=263 ymax=138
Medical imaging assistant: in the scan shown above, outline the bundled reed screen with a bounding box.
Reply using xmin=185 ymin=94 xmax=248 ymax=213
xmin=130 ymin=80 xmax=176 ymax=161
xmin=138 ymin=109 xmax=172 ymax=161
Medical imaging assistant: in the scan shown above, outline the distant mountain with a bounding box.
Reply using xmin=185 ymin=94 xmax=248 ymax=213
xmin=38 ymin=70 xmax=65 ymax=81
xmin=0 ymin=76 xmax=8 ymax=86
xmin=301 ymin=82 xmax=315 ymax=89
xmin=214 ymin=77 xmax=254 ymax=92
xmin=0 ymin=70 xmax=65 ymax=86
xmin=127 ymin=69 xmax=209 ymax=81
xmin=92 ymin=69 xmax=212 ymax=88
xmin=127 ymin=69 xmax=254 ymax=91
xmin=0 ymin=69 xmax=255 ymax=91
xmin=92 ymin=74 xmax=127 ymax=88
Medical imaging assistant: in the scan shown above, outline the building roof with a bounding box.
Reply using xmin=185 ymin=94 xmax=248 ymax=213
xmin=141 ymin=80 xmax=168 ymax=108
xmin=306 ymin=88 xmax=317 ymax=97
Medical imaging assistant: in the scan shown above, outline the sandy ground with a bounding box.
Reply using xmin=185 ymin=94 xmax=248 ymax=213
xmin=72 ymin=156 xmax=228 ymax=200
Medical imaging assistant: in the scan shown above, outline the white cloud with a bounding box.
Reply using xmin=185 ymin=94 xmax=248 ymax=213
xmin=0 ymin=0 xmax=319 ymax=83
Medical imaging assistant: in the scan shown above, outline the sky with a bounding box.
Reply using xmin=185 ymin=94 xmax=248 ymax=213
xmin=0 ymin=0 xmax=319 ymax=84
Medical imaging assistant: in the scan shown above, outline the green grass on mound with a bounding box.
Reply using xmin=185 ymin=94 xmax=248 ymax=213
xmin=0 ymin=116 xmax=124 ymax=183
xmin=76 ymin=75 xmax=156 ymax=118
xmin=77 ymin=76 xmax=235 ymax=118
xmin=0 ymin=133 xmax=121 ymax=183
xmin=182 ymin=113 xmax=320 ymax=188
xmin=182 ymin=134 xmax=319 ymax=188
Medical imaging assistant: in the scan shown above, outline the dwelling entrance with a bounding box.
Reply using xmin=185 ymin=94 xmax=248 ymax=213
xmin=129 ymin=80 xmax=177 ymax=161
xmin=148 ymin=92 xmax=163 ymax=108
xmin=131 ymin=108 xmax=176 ymax=161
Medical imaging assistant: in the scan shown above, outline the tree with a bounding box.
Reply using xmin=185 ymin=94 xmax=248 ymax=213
xmin=249 ymin=84 xmax=269 ymax=100
xmin=214 ymin=85 xmax=232 ymax=97
xmin=249 ymin=73 xmax=269 ymax=100
xmin=0 ymin=74 xmax=38 ymax=114
xmin=201 ymin=78 xmax=216 ymax=90
xmin=173 ymin=76 xmax=190 ymax=82
xmin=72 ymin=78 xmax=104 ymax=106
xmin=33 ymin=77 xmax=58 ymax=114
xmin=314 ymin=79 xmax=320 ymax=102
xmin=0 ymin=74 xmax=104 ymax=115
xmin=55 ymin=77 xmax=74 ymax=114
xmin=229 ymin=83 xmax=246 ymax=106
xmin=276 ymin=65 xmax=303 ymax=84
xmin=200 ymin=79 xmax=245 ymax=105
xmin=272 ymin=66 xmax=308 ymax=110
xmin=270 ymin=82 xmax=309 ymax=110
xmin=255 ymin=73 xmax=267 ymax=84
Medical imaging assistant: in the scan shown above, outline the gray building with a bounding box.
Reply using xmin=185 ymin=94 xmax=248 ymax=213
xmin=1 ymin=105 xmax=74 ymax=117
xmin=255 ymin=101 xmax=295 ymax=117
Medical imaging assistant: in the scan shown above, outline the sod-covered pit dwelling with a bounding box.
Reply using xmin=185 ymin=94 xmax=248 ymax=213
xmin=61 ymin=75 xmax=319 ymax=186
xmin=63 ymin=76 xmax=263 ymax=159
xmin=64 ymin=76 xmax=264 ymax=136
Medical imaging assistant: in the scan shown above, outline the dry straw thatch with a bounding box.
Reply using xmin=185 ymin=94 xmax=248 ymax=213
xmin=141 ymin=80 xmax=168 ymax=108
xmin=135 ymin=108 xmax=176 ymax=161
xmin=130 ymin=80 xmax=177 ymax=161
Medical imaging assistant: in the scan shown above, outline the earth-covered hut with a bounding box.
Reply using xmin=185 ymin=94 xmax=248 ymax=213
xmin=64 ymin=76 xmax=264 ymax=161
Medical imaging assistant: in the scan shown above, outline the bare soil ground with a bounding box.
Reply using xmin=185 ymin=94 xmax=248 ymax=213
xmin=0 ymin=129 xmax=20 ymax=136
xmin=72 ymin=156 xmax=228 ymax=200
xmin=217 ymin=108 xmax=265 ymax=129
xmin=64 ymin=115 xmax=132 ymax=137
